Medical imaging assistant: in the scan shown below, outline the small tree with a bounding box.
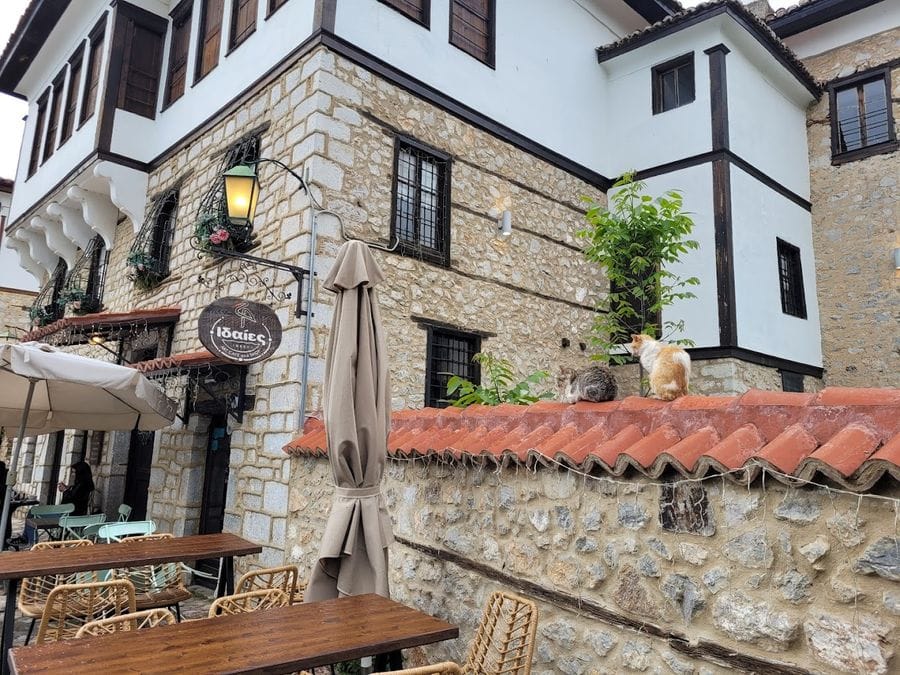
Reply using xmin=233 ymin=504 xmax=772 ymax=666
xmin=579 ymin=172 xmax=699 ymax=364
xmin=445 ymin=352 xmax=553 ymax=407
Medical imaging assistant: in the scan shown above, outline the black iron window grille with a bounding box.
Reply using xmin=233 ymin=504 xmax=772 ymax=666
xmin=652 ymin=52 xmax=695 ymax=114
xmin=129 ymin=189 xmax=179 ymax=290
xmin=830 ymin=68 xmax=896 ymax=162
xmin=425 ymin=325 xmax=480 ymax=408
xmin=60 ymin=236 xmax=108 ymax=316
xmin=391 ymin=137 xmax=451 ymax=266
xmin=30 ymin=260 xmax=68 ymax=327
xmin=777 ymin=238 xmax=807 ymax=319
xmin=194 ymin=135 xmax=260 ymax=255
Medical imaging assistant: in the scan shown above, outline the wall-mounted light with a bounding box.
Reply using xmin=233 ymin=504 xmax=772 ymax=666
xmin=88 ymin=333 xmax=105 ymax=345
xmin=497 ymin=210 xmax=512 ymax=238
xmin=894 ymin=247 xmax=900 ymax=270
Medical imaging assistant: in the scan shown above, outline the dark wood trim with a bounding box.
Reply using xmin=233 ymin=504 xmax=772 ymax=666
xmin=830 ymin=139 xmax=898 ymax=165
xmin=313 ymin=0 xmax=338 ymax=33
xmin=651 ymin=51 xmax=695 ymax=115
xmin=320 ymin=32 xmax=611 ymax=190
xmin=827 ymin=63 xmax=897 ymax=164
xmin=397 ymin=536 xmax=816 ymax=675
xmin=704 ymin=44 xmax=730 ymax=151
xmin=623 ymin=0 xmax=680 ymax=23
xmin=377 ymin=0 xmax=431 ymax=29
xmin=227 ymin=0 xmax=258 ymax=52
xmin=162 ymin=0 xmax=193 ymax=109
xmin=96 ymin=149 xmax=152 ymax=172
xmin=725 ymin=151 xmax=811 ymax=210
xmin=98 ymin=5 xmax=129 ymax=152
xmin=114 ymin=2 xmax=168 ymax=121
xmin=632 ymin=150 xmax=719 ymax=181
xmin=448 ymin=263 xmax=597 ymax=312
xmin=0 ymin=0 xmax=71 ymax=96
xmin=688 ymin=346 xmax=823 ymax=378
xmin=767 ymin=0 xmax=885 ymax=38
xmin=78 ymin=14 xmax=108 ymax=129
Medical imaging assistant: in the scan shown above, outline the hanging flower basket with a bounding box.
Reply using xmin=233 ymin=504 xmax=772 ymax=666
xmin=29 ymin=304 xmax=55 ymax=327
xmin=127 ymin=250 xmax=165 ymax=291
xmin=57 ymin=288 xmax=100 ymax=316
xmin=194 ymin=212 xmax=253 ymax=254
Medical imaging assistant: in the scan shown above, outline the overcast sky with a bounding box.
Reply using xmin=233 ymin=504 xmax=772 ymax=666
xmin=0 ymin=0 xmax=795 ymax=181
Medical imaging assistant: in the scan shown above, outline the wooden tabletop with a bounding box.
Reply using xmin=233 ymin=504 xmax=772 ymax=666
xmin=0 ymin=533 xmax=260 ymax=580
xmin=9 ymin=593 xmax=459 ymax=674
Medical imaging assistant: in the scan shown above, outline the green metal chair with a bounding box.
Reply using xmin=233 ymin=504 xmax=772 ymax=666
xmin=27 ymin=504 xmax=76 ymax=542
xmin=117 ymin=504 xmax=133 ymax=522
xmin=96 ymin=521 xmax=156 ymax=542
xmin=59 ymin=514 xmax=107 ymax=541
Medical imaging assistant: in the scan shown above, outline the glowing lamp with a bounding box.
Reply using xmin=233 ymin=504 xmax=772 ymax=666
xmin=223 ymin=164 xmax=260 ymax=225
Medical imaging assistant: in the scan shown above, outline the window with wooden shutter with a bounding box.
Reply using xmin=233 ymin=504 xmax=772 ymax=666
xmin=60 ymin=52 xmax=83 ymax=144
xmin=81 ymin=20 xmax=105 ymax=124
xmin=28 ymin=92 xmax=49 ymax=177
xmin=197 ymin=0 xmax=224 ymax=80
xmin=449 ymin=0 xmax=494 ymax=66
xmin=230 ymin=0 xmax=257 ymax=49
xmin=42 ymin=72 xmax=65 ymax=163
xmin=267 ymin=0 xmax=288 ymax=15
xmin=379 ymin=0 xmax=429 ymax=26
xmin=166 ymin=2 xmax=192 ymax=105
xmin=117 ymin=15 xmax=165 ymax=119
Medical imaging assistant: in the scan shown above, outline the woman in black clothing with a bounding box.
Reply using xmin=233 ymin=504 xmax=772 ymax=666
xmin=57 ymin=461 xmax=94 ymax=515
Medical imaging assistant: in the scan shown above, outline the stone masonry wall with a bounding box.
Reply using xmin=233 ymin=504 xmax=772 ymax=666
xmin=0 ymin=287 xmax=35 ymax=341
xmin=287 ymin=455 xmax=900 ymax=674
xmin=803 ymin=27 xmax=900 ymax=388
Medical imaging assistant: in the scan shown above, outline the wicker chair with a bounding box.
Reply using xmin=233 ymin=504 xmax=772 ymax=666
xmin=17 ymin=539 xmax=96 ymax=644
xmin=75 ymin=608 xmax=177 ymax=638
xmin=207 ymin=588 xmax=290 ymax=618
xmin=236 ymin=565 xmax=305 ymax=604
xmin=112 ymin=533 xmax=192 ymax=621
xmin=375 ymin=592 xmax=538 ymax=675
xmin=35 ymin=579 xmax=136 ymax=644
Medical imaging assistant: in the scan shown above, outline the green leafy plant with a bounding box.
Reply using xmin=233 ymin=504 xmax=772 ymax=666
xmin=194 ymin=212 xmax=253 ymax=253
xmin=579 ymin=172 xmax=700 ymax=364
xmin=56 ymin=288 xmax=99 ymax=315
xmin=445 ymin=352 xmax=553 ymax=407
xmin=127 ymin=250 xmax=164 ymax=291
xmin=28 ymin=304 xmax=54 ymax=327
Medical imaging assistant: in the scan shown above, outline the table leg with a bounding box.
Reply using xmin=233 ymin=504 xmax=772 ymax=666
xmin=216 ymin=557 xmax=235 ymax=598
xmin=2 ymin=578 xmax=19 ymax=675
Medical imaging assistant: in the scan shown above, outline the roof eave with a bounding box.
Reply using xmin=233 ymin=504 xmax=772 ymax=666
xmin=0 ymin=0 xmax=71 ymax=98
xmin=767 ymin=0 xmax=886 ymax=39
xmin=624 ymin=0 xmax=683 ymax=23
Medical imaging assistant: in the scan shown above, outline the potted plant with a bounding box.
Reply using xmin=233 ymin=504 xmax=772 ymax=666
xmin=28 ymin=304 xmax=55 ymax=327
xmin=57 ymin=288 xmax=98 ymax=315
xmin=127 ymin=250 xmax=164 ymax=291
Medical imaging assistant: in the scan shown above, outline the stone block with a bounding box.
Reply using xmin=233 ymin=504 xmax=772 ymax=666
xmin=679 ymin=542 xmax=708 ymax=566
xmin=723 ymin=529 xmax=774 ymax=569
xmin=774 ymin=489 xmax=822 ymax=524
xmin=775 ymin=568 xmax=812 ymax=603
xmin=804 ymin=612 xmax=895 ymax=674
xmin=618 ymin=502 xmax=649 ymax=530
xmin=723 ymin=492 xmax=760 ymax=526
xmin=242 ymin=511 xmax=271 ymax=542
xmin=659 ymin=483 xmax=715 ymax=536
xmin=587 ymin=630 xmax=617 ymax=657
xmin=827 ymin=509 xmax=867 ymax=547
xmin=712 ymin=591 xmax=800 ymax=651
xmin=263 ymin=481 xmax=289 ymax=512
xmin=613 ymin=564 xmax=664 ymax=620
xmin=661 ymin=574 xmax=705 ymax=622
xmin=702 ymin=566 xmax=730 ymax=594
xmin=853 ymin=537 xmax=900 ymax=581
xmin=621 ymin=640 xmax=652 ymax=672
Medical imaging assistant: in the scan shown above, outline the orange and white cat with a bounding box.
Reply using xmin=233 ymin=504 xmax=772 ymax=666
xmin=627 ymin=334 xmax=691 ymax=401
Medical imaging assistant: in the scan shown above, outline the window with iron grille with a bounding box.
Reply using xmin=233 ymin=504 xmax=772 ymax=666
xmin=166 ymin=1 xmax=192 ymax=105
xmin=425 ymin=325 xmax=480 ymax=408
xmin=60 ymin=51 xmax=83 ymax=144
xmin=391 ymin=137 xmax=451 ymax=265
xmin=230 ymin=0 xmax=258 ymax=49
xmin=116 ymin=7 xmax=166 ymax=119
xmin=449 ymin=0 xmax=494 ymax=66
xmin=777 ymin=238 xmax=806 ymax=319
xmin=129 ymin=190 xmax=179 ymax=289
xmin=652 ymin=53 xmax=694 ymax=114
xmin=379 ymin=0 xmax=429 ymax=26
xmin=830 ymin=67 xmax=896 ymax=163
xmin=28 ymin=91 xmax=49 ymax=177
xmin=60 ymin=236 xmax=107 ymax=315
xmin=85 ymin=237 xmax=109 ymax=310
xmin=42 ymin=71 xmax=65 ymax=163
xmin=81 ymin=18 xmax=106 ymax=125
xmin=30 ymin=260 xmax=68 ymax=327
xmin=197 ymin=0 xmax=225 ymax=80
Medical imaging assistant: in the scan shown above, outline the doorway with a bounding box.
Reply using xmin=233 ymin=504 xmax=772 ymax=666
xmin=46 ymin=432 xmax=65 ymax=505
xmin=123 ymin=430 xmax=155 ymax=521
xmin=196 ymin=414 xmax=231 ymax=584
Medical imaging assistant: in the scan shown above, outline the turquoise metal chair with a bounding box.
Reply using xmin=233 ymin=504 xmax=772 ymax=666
xmin=59 ymin=514 xmax=107 ymax=541
xmin=96 ymin=521 xmax=156 ymax=543
xmin=117 ymin=504 xmax=133 ymax=522
xmin=27 ymin=504 xmax=75 ymax=542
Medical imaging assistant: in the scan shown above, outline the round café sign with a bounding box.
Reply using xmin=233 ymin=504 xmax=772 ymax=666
xmin=198 ymin=298 xmax=282 ymax=364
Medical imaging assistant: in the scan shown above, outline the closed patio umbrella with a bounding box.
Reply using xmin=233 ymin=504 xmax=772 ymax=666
xmin=305 ymin=240 xmax=393 ymax=601
xmin=0 ymin=342 xmax=178 ymax=548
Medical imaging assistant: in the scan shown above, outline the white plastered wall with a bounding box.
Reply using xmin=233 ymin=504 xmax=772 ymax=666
xmin=781 ymin=1 xmax=900 ymax=59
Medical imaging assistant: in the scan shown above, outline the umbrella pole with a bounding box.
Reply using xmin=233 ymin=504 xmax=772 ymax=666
xmin=0 ymin=380 xmax=36 ymax=552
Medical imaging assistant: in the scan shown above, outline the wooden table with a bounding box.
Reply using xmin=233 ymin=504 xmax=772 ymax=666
xmin=8 ymin=593 xmax=458 ymax=674
xmin=22 ymin=517 xmax=60 ymax=542
xmin=0 ymin=533 xmax=261 ymax=675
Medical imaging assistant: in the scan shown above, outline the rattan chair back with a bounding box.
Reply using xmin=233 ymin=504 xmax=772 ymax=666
xmin=75 ymin=608 xmax=176 ymax=638
xmin=111 ymin=533 xmax=192 ymax=612
xmin=35 ymin=579 xmax=136 ymax=644
xmin=236 ymin=565 xmax=304 ymax=604
xmin=463 ymin=592 xmax=537 ymax=675
xmin=207 ymin=588 xmax=290 ymax=618
xmin=17 ymin=540 xmax=96 ymax=619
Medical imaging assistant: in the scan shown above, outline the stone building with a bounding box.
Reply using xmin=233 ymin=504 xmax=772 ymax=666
xmin=0 ymin=177 xmax=37 ymax=343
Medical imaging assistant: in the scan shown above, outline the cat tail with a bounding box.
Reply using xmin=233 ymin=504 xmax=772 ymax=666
xmin=673 ymin=349 xmax=692 ymax=378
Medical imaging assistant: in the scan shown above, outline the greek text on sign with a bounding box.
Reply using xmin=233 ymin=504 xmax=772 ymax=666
xmin=198 ymin=298 xmax=282 ymax=364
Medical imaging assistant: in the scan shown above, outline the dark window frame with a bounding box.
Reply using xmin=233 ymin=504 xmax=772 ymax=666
xmin=79 ymin=16 xmax=107 ymax=127
xmin=85 ymin=235 xmax=109 ymax=312
xmin=378 ymin=0 xmax=430 ymax=28
xmin=776 ymin=238 xmax=807 ymax=320
xmin=449 ymin=0 xmax=495 ymax=68
xmin=42 ymin=70 xmax=66 ymax=163
xmin=828 ymin=65 xmax=897 ymax=165
xmin=60 ymin=47 xmax=84 ymax=145
xmin=27 ymin=91 xmax=49 ymax=177
xmin=115 ymin=3 xmax=167 ymax=120
xmin=266 ymin=0 xmax=288 ymax=18
xmin=780 ymin=370 xmax=804 ymax=392
xmin=196 ymin=0 xmax=225 ymax=82
xmin=229 ymin=0 xmax=258 ymax=51
xmin=652 ymin=52 xmax=695 ymax=115
xmin=164 ymin=0 xmax=193 ymax=107
xmin=424 ymin=324 xmax=481 ymax=408
xmin=390 ymin=135 xmax=452 ymax=267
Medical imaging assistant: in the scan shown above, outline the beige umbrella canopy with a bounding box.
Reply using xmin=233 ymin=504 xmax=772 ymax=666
xmin=305 ymin=240 xmax=393 ymax=602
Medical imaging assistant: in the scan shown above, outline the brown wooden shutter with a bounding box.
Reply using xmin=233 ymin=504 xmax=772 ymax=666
xmin=81 ymin=29 xmax=105 ymax=123
xmin=450 ymin=0 xmax=493 ymax=65
xmin=166 ymin=7 xmax=192 ymax=104
xmin=118 ymin=19 xmax=164 ymax=118
xmin=268 ymin=0 xmax=288 ymax=14
xmin=380 ymin=0 xmax=427 ymax=23
xmin=198 ymin=0 xmax=224 ymax=79
xmin=28 ymin=93 xmax=49 ymax=176
xmin=42 ymin=74 xmax=65 ymax=162
xmin=230 ymin=0 xmax=257 ymax=47
xmin=61 ymin=56 xmax=82 ymax=143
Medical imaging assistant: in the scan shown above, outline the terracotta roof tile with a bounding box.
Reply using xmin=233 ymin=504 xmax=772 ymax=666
xmin=23 ymin=307 xmax=182 ymax=343
xmin=285 ymin=388 xmax=900 ymax=492
xmin=130 ymin=349 xmax=224 ymax=373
